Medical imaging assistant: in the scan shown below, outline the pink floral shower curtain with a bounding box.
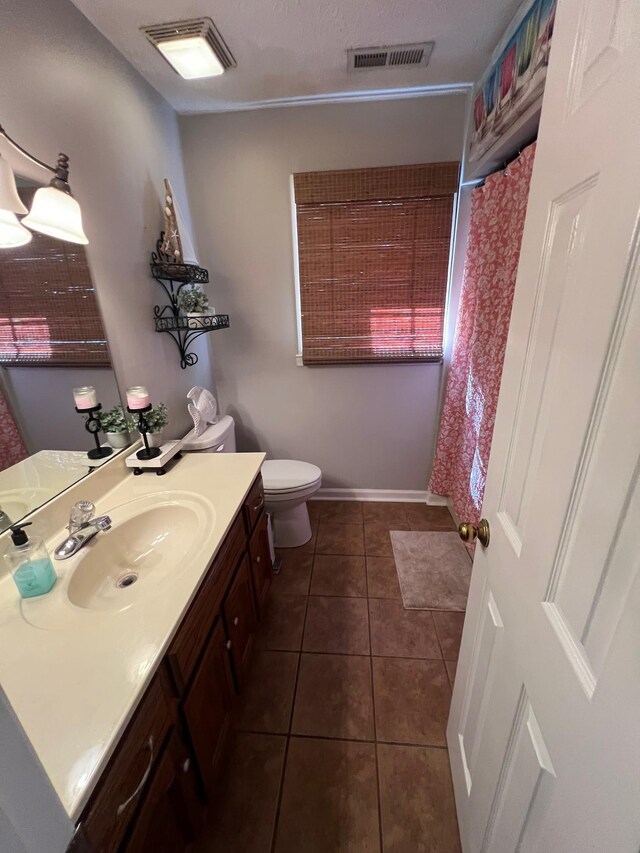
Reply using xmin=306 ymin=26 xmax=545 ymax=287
xmin=429 ymin=143 xmax=536 ymax=523
xmin=0 ymin=387 xmax=27 ymax=473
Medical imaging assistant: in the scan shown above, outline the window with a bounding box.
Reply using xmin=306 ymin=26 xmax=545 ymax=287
xmin=293 ymin=162 xmax=459 ymax=365
xmin=0 ymin=190 xmax=109 ymax=367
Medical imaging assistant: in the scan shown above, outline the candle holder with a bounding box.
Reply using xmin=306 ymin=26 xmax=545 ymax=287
xmin=127 ymin=404 xmax=162 ymax=460
xmin=75 ymin=404 xmax=113 ymax=460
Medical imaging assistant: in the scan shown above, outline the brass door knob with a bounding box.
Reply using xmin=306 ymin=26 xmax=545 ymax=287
xmin=458 ymin=518 xmax=490 ymax=548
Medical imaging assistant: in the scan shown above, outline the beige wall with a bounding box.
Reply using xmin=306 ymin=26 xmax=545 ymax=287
xmin=0 ymin=0 xmax=219 ymax=843
xmin=0 ymin=0 xmax=215 ymax=441
xmin=180 ymin=96 xmax=467 ymax=490
xmin=3 ymin=367 xmax=120 ymax=454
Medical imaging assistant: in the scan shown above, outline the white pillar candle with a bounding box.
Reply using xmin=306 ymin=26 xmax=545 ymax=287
xmin=126 ymin=386 xmax=150 ymax=410
xmin=73 ymin=386 xmax=98 ymax=409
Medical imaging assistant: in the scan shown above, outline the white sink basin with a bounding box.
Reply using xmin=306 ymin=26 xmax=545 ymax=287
xmin=66 ymin=493 xmax=214 ymax=612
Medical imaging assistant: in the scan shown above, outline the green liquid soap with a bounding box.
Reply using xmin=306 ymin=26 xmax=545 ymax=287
xmin=13 ymin=557 xmax=57 ymax=598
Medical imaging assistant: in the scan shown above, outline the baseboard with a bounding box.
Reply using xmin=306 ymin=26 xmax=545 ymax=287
xmin=445 ymin=496 xmax=462 ymax=527
xmin=313 ymin=488 xmax=448 ymax=504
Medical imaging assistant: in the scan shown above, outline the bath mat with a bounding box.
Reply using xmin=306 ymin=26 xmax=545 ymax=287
xmin=390 ymin=531 xmax=472 ymax=612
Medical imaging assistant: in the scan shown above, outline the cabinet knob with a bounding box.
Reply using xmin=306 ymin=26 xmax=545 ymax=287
xmin=182 ymin=758 xmax=190 ymax=774
xmin=225 ymin=639 xmax=232 ymax=650
xmin=256 ymin=556 xmax=261 ymax=564
xmin=233 ymin=616 xmax=239 ymax=626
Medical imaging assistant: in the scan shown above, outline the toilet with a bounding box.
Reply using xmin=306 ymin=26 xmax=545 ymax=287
xmin=181 ymin=416 xmax=322 ymax=548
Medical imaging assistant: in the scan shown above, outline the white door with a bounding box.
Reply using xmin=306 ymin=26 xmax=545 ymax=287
xmin=448 ymin=0 xmax=640 ymax=849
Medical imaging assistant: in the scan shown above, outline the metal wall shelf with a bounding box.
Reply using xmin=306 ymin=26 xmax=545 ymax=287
xmin=151 ymin=232 xmax=229 ymax=369
xmin=154 ymin=315 xmax=230 ymax=333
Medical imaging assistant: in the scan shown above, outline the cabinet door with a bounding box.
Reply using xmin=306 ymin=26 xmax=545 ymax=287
xmin=249 ymin=512 xmax=272 ymax=616
xmin=182 ymin=618 xmax=235 ymax=793
xmin=122 ymin=733 xmax=198 ymax=853
xmin=223 ymin=555 xmax=257 ymax=686
xmin=243 ymin=474 xmax=265 ymax=535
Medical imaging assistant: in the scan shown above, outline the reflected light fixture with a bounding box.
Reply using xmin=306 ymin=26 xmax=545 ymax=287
xmin=0 ymin=153 xmax=31 ymax=247
xmin=0 ymin=124 xmax=88 ymax=246
xmin=142 ymin=18 xmax=236 ymax=81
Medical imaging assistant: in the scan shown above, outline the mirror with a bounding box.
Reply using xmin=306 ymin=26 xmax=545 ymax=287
xmin=0 ymin=180 xmax=128 ymax=533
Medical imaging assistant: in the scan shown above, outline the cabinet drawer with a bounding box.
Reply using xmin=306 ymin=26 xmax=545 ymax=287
xmin=223 ymin=555 xmax=257 ymax=685
xmin=166 ymin=514 xmax=245 ymax=692
xmin=243 ymin=474 xmax=265 ymax=535
xmin=81 ymin=675 xmax=172 ymax=853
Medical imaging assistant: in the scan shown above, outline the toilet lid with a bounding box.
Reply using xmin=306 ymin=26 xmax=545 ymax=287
xmin=262 ymin=459 xmax=322 ymax=493
xmin=181 ymin=415 xmax=234 ymax=450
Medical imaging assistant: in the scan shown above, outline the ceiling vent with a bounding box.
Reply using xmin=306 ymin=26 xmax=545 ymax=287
xmin=141 ymin=18 xmax=236 ymax=73
xmin=347 ymin=42 xmax=434 ymax=72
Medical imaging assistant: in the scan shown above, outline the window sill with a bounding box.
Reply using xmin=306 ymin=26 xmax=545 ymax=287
xmin=295 ymin=354 xmax=444 ymax=367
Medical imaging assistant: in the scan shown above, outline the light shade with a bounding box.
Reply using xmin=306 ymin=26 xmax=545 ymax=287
xmin=0 ymin=154 xmax=28 ymax=215
xmin=0 ymin=209 xmax=32 ymax=248
xmin=21 ymin=186 xmax=88 ymax=245
xmin=157 ymin=36 xmax=225 ymax=79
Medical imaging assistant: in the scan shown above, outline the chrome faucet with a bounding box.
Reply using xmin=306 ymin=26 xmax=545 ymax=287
xmin=54 ymin=500 xmax=111 ymax=560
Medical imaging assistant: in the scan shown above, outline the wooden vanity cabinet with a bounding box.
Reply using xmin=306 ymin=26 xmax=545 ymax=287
xmin=121 ymin=732 xmax=200 ymax=853
xmin=165 ymin=515 xmax=245 ymax=693
xmin=243 ymin=473 xmax=265 ymax=535
xmin=182 ymin=617 xmax=235 ymax=792
xmin=74 ymin=473 xmax=270 ymax=853
xmin=249 ymin=512 xmax=272 ymax=615
xmin=223 ymin=554 xmax=257 ymax=685
xmin=79 ymin=674 xmax=174 ymax=853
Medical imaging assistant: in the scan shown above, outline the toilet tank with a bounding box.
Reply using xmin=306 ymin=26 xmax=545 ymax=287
xmin=181 ymin=415 xmax=236 ymax=453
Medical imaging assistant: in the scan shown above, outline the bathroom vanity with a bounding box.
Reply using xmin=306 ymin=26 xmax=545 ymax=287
xmin=75 ymin=471 xmax=271 ymax=851
xmin=0 ymin=450 xmax=270 ymax=852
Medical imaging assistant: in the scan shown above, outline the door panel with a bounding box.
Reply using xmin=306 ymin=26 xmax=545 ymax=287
xmin=481 ymin=691 xmax=556 ymax=853
xmin=498 ymin=180 xmax=596 ymax=540
xmin=458 ymin=585 xmax=504 ymax=794
xmin=448 ymin=0 xmax=640 ymax=849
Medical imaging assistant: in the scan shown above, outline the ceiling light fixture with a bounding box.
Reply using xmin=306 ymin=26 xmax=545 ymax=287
xmin=142 ymin=18 xmax=236 ymax=81
xmin=0 ymin=125 xmax=88 ymax=246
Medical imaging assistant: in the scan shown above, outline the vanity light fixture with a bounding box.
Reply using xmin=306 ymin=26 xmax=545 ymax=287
xmin=141 ymin=18 xmax=236 ymax=80
xmin=0 ymin=125 xmax=88 ymax=246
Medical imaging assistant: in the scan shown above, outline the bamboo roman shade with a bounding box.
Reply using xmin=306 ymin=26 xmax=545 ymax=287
xmin=294 ymin=162 xmax=459 ymax=365
xmin=0 ymin=191 xmax=109 ymax=366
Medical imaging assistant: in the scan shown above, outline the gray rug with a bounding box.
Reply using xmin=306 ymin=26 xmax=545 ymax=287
xmin=390 ymin=531 xmax=472 ymax=611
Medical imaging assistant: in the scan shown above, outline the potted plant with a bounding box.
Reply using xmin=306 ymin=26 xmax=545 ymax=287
xmin=144 ymin=403 xmax=168 ymax=447
xmin=99 ymin=405 xmax=135 ymax=449
xmin=176 ymin=285 xmax=210 ymax=328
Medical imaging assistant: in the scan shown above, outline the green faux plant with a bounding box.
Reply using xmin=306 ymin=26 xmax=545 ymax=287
xmin=176 ymin=285 xmax=209 ymax=314
xmin=99 ymin=405 xmax=135 ymax=434
xmin=145 ymin=403 xmax=168 ymax=433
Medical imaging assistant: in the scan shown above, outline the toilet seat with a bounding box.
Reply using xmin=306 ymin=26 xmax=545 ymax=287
xmin=261 ymin=459 xmax=322 ymax=495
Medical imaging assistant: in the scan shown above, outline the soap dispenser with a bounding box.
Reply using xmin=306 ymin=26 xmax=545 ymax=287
xmin=4 ymin=522 xmax=57 ymax=598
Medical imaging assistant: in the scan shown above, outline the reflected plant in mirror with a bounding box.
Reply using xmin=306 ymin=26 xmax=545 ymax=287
xmin=99 ymin=405 xmax=136 ymax=449
xmin=0 ymin=180 xmax=129 ymax=534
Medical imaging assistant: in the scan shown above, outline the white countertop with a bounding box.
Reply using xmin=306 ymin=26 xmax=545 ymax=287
xmin=0 ymin=451 xmax=265 ymax=821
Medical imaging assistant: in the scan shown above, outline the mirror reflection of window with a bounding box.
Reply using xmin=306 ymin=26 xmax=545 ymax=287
xmin=0 ymin=187 xmax=109 ymax=368
xmin=0 ymin=182 xmax=126 ymax=533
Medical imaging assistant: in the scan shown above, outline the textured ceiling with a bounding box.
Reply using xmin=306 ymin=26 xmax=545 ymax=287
xmin=70 ymin=0 xmax=522 ymax=113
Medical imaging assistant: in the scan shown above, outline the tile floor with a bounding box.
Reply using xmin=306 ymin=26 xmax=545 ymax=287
xmin=196 ymin=501 xmax=464 ymax=853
